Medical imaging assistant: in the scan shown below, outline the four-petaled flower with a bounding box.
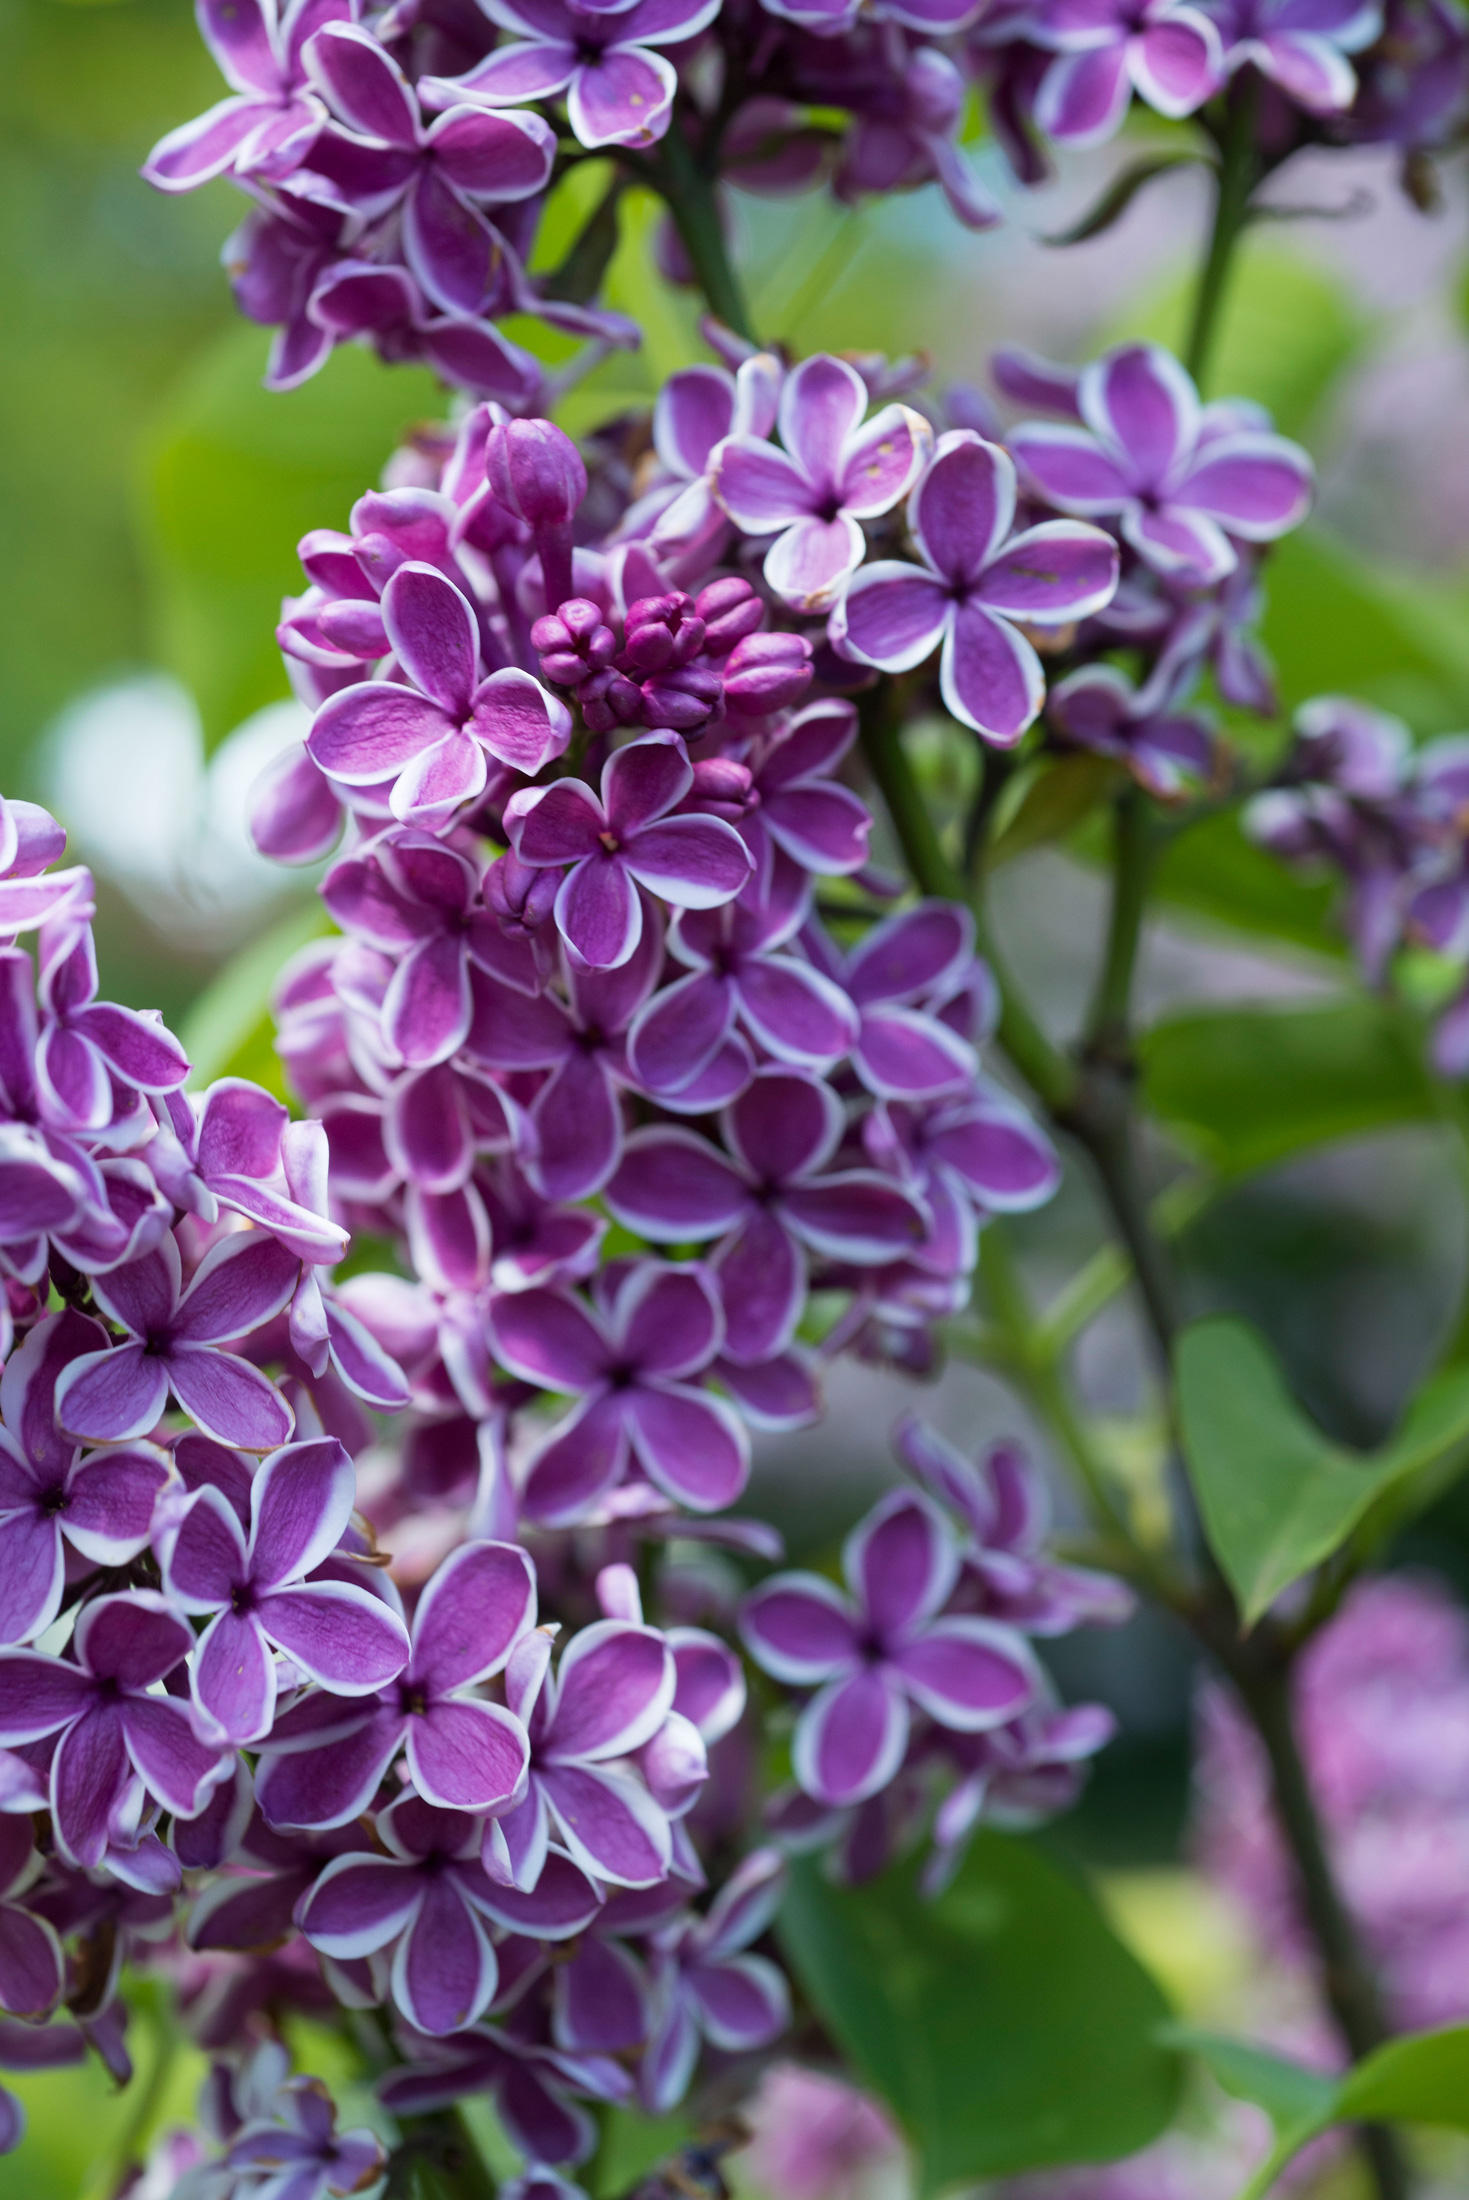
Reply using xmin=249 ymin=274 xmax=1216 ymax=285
xmin=143 ymin=0 xmax=346 ymax=194
xmin=741 ymin=1490 xmax=1036 ymax=1806
xmin=833 ymin=430 xmax=1120 ymax=745
xmin=641 ymin=1849 xmax=791 ymax=2112
xmin=1034 ymin=0 xmax=1224 ymax=145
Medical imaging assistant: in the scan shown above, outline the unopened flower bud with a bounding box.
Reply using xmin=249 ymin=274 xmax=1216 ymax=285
xmin=685 ymin=757 xmax=756 ymax=819
xmin=723 ymin=630 xmax=814 ymax=716
xmin=620 ymin=593 xmax=707 ymax=674
xmin=639 ymin=664 xmax=724 ymax=733
xmin=316 ymin=599 xmax=389 ymax=658
xmin=532 ymin=598 xmax=616 ymax=687
xmin=484 ymin=851 xmax=559 ymax=935
xmin=695 ymin=575 xmax=765 ymax=658
xmin=580 ymin=668 xmax=644 ymax=734
xmin=483 ymin=418 xmax=587 ymax=528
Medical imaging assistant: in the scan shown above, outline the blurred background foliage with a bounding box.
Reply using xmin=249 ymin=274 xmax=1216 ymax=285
xmin=11 ymin=0 xmax=1469 ymax=2184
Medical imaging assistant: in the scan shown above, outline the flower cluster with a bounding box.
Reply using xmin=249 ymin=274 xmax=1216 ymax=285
xmin=743 ymin=1417 xmax=1131 ymax=1888
xmin=1247 ymin=694 xmax=1469 ymax=1074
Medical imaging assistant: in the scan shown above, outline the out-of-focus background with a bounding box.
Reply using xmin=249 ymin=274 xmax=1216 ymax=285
xmin=10 ymin=0 xmax=1469 ymax=2188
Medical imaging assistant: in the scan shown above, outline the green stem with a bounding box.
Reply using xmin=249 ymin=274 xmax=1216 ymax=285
xmin=648 ymin=123 xmax=754 ymax=342
xmin=1185 ymin=73 xmax=1260 ymax=389
xmin=1084 ymin=787 xmax=1158 ymax=1056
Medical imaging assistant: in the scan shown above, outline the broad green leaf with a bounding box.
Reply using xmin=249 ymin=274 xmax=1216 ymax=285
xmin=1262 ymin=529 xmax=1469 ymax=727
xmin=1176 ymin=1318 xmax=1469 ymax=1623
xmin=1150 ymin=811 xmax=1342 ymax=959
xmin=1160 ymin=2027 xmax=1336 ymax=2133
xmin=1141 ymin=997 xmax=1435 ymax=1178
xmin=138 ymin=328 xmax=440 ymax=747
xmin=777 ymin=1834 xmax=1181 ymax=2193
xmin=179 ymin=899 xmax=331 ymax=1096
xmin=1337 ymin=2024 xmax=1469 ymax=2127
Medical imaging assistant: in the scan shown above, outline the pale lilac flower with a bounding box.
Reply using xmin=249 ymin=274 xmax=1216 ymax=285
xmin=490 ymin=1261 xmax=749 ymax=1522
xmin=833 ymin=430 xmax=1120 ymax=745
xmin=641 ymin=1849 xmax=790 ymax=2112
xmin=741 ymin=1490 xmax=1036 ymax=1806
xmin=492 ymin=1612 xmax=677 ymax=1887
xmin=711 ymin=354 xmax=933 ymax=613
xmin=607 ymin=1070 xmax=928 ymax=1364
xmin=219 ymin=2073 xmax=387 ymax=2200
xmin=1047 ymin=663 xmax=1218 ymax=800
xmin=308 ymin=563 xmax=572 ymax=826
xmin=160 ymin=1437 xmax=410 ymax=1744
xmin=55 ymin=1229 xmax=302 ymax=1452
xmin=1008 ymin=345 xmax=1314 ymax=586
xmin=0 ymin=1310 xmax=174 ymax=1644
xmin=1034 ymin=0 xmax=1224 ymax=144
xmin=255 ymin=1537 xmax=534 ymax=1826
xmin=143 ymin=0 xmax=346 ymax=193
xmin=421 ymin=0 xmax=724 ymax=153
xmin=299 ymin=1793 xmax=511 ymax=2034
xmin=0 ymin=1592 xmax=226 ymax=1868
xmin=1204 ymin=0 xmax=1382 ymax=108
xmin=503 ymin=732 xmax=753 ymax=971
xmin=299 ymin=23 xmax=556 ymax=315
xmin=742 ymin=2063 xmax=903 ymax=2200
xmin=465 ymin=917 xmax=666 ymax=1202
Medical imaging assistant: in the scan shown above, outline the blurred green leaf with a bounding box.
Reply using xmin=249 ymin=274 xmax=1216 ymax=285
xmin=138 ymin=328 xmax=440 ymax=748
xmin=589 ymin=2106 xmax=696 ymax=2198
xmin=991 ymin=754 xmax=1122 ymax=868
xmin=1111 ymin=245 xmax=1360 ymax=436
xmin=1177 ymin=1318 xmax=1469 ymax=1622
xmin=1337 ymin=2024 xmax=1469 ymax=2127
xmin=1141 ymin=997 xmax=1435 ymax=1177
xmin=179 ymin=898 xmax=330 ymax=1095
xmin=1161 ymin=2026 xmax=1336 ymax=2132
xmin=778 ymin=1834 xmax=1181 ymax=2193
xmin=1150 ymin=809 xmax=1342 ymax=958
xmin=1262 ymin=529 xmax=1469 ymax=728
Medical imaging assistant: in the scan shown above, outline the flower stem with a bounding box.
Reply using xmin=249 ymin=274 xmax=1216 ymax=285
xmin=1185 ymin=72 xmax=1260 ymax=390
xmin=649 ymin=120 xmax=755 ymax=343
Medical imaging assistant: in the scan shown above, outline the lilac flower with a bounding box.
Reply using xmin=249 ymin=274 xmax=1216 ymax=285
xmin=1033 ymin=0 xmax=1224 ymax=144
xmin=490 ymin=1261 xmax=749 ymax=1522
xmin=1204 ymin=0 xmax=1383 ymax=108
xmin=894 ymin=1420 xmax=1135 ymax=1633
xmin=503 ymin=732 xmax=754 ymax=971
xmin=736 ymin=699 xmax=874 ymax=880
xmin=0 ymin=798 xmax=93 ymax=939
xmin=218 ymin=2074 xmax=387 ymax=2200
xmin=823 ymin=901 xmax=982 ymax=1099
xmin=160 ymin=1437 xmax=411 ymax=1744
xmin=142 ymin=0 xmax=345 ymax=193
xmin=625 ymin=887 xmax=860 ymax=1097
xmin=54 ymin=1228 xmax=302 ymax=1452
xmin=465 ymin=918 xmax=666 ymax=1203
xmin=833 ymin=431 xmax=1120 ymax=745
xmin=711 ymin=354 xmax=933 ymax=613
xmin=0 ymin=1310 xmax=174 ymax=1644
xmin=834 ymin=46 xmax=1004 ymax=230
xmin=492 ymin=1612 xmax=677 ymax=1886
xmin=308 ymin=562 xmax=572 ymax=826
xmin=150 ymin=1080 xmax=349 ymax=1261
xmin=378 ymin=2020 xmax=625 ymax=2167
xmin=0 ymin=1820 xmax=63 ymax=2020
xmin=863 ymin=1086 xmax=1060 ymax=1279
xmin=1008 ymin=344 xmax=1314 ymax=586
xmin=926 ymin=1699 xmax=1118 ymax=1889
xmin=741 ymin=1490 xmax=1036 ymax=1806
xmin=421 ymin=0 xmax=723 ymax=153
xmin=255 ymin=1537 xmax=534 ymax=1827
xmin=36 ymin=915 xmax=191 ymax=1134
xmin=641 ymin=1849 xmax=790 ymax=2112
xmin=607 ymin=1070 xmax=928 ymax=1364
xmin=1046 ymin=663 xmax=1218 ymax=800
xmin=0 ymin=1592 xmax=226 ymax=1868
xmin=300 ymin=24 xmax=556 ymax=315
xmin=299 ymin=1793 xmax=513 ymax=2034
xmin=631 ymin=357 xmax=783 ymax=569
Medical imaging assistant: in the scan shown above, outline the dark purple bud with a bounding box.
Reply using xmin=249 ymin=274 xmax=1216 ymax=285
xmin=485 ymin=851 xmax=560 ymax=934
xmin=685 ymin=758 xmax=756 ymax=819
xmin=484 ymin=419 xmax=587 ymax=528
xmin=695 ymin=576 xmax=765 ymax=658
xmin=581 ymin=669 xmax=644 ymax=734
xmin=621 ymin=593 xmax=706 ymax=674
xmin=640 ymin=665 xmax=725 ymax=733
xmin=532 ymin=599 xmax=616 ymax=687
xmin=723 ymin=630 xmax=814 ymax=717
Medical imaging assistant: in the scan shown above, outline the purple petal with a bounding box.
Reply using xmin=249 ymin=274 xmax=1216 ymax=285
xmin=0 ymin=1652 xmax=93 ymax=1743
xmin=712 ymin=1349 xmax=819 ymax=1429
xmin=625 ymin=969 xmax=736 ymax=1095
xmin=403 ymin=167 xmax=501 ymax=317
xmin=1006 ymin=422 xmax=1132 ymax=513
xmin=686 ymin=1952 xmax=788 ymax=2049
xmin=844 ymin=1490 xmax=956 ymax=1639
xmin=50 ymin=1703 xmax=129 ymax=1867
xmin=735 ymin=954 xmax=858 ymax=1066
xmin=143 ymin=96 xmax=265 ymax=191
xmin=539 ymin=1761 xmax=672 ymax=1886
xmin=300 ymin=1851 xmax=421 ymax=1956
xmin=259 ymin=1582 xmax=410 ymax=1694
xmin=740 ymin=1575 xmax=858 ymax=1684
xmin=1131 ymin=12 xmax=1221 ymax=113
xmin=778 ymin=352 xmax=867 ymax=486
xmin=929 ymin=1095 xmax=1060 ymax=1209
xmin=567 ymin=44 xmax=677 ymax=148
xmin=54 ymin=1345 xmax=169 ymax=1446
xmin=168 ymin=1347 xmax=295 ymax=1453
xmin=712 ymin=1210 xmax=804 ymax=1364
xmin=424 ymin=42 xmax=578 ymax=107
xmin=1035 ymin=39 xmax=1131 ymax=141
xmin=762 ymin=782 xmax=871 ymax=876
xmin=940 ymin=599 xmax=1045 ymax=746
xmin=555 ymin=1937 xmax=648 ymax=2052
xmin=72 ymin=1588 xmax=192 ymax=1687
xmin=725 ymin=1067 xmax=842 ymax=1183
xmin=309 ymin=683 xmax=451 ymax=784
xmin=520 ymin=1393 xmax=628 ymax=1526
xmin=1123 ymin=502 xmax=1235 ymax=583
xmin=0 ymin=1513 xmax=62 ymax=1647
xmin=911 ymin=431 xmax=1016 ymax=585
xmin=836 ymin=403 xmax=929 ymax=519
xmin=1079 ymin=342 xmax=1199 ymax=488
xmin=556 ymin=854 xmax=643 ymax=971
xmin=547 ymin=1620 xmax=673 ymax=1760
xmin=0 ymin=1908 xmax=62 ymax=2020
xmin=473 ymin=1845 xmax=603 ymax=1934
xmin=606 ymin=1128 xmax=747 ymax=1239
xmin=504 ymin=776 xmax=606 ymax=865
xmin=973 ymin=519 xmax=1119 ymax=626
xmin=63 ymin=1445 xmax=170 ymax=1564
xmin=429 ymin=102 xmax=555 ymax=194
xmin=304 ymin=21 xmax=420 ymax=143
xmin=121 ymin=1695 xmax=226 ymax=1816
xmin=626 ymin=1384 xmax=749 ymax=1511
xmin=414 ymin=1538 xmax=538 ymax=1693
xmin=710 ymin=438 xmax=814 ymax=532
xmin=249 ymin=1437 xmax=355 ymax=1588
xmin=164 ymin=1484 xmax=247 ymax=1609
xmin=617 ymin=1263 xmax=723 ymax=1379
xmin=890 ymin=1617 xmax=1035 ymax=1729
xmin=780 ymin=1171 xmax=927 ymax=1261
xmin=489 ymin=1286 xmax=610 ymax=1391
xmin=193 ymin=1609 xmax=277 ymax=1744
xmin=526 ymin=1052 xmax=623 ymax=1204
xmin=256 ymin=1701 xmax=405 ymax=1828
xmin=470 ymin=669 xmax=573 ymax=775
xmin=175 ymin=1229 xmax=302 ymax=1345
xmin=407 ymin=1698 xmax=529 ymax=1811
xmin=393 ymin=1874 xmax=498 ymax=2033
xmin=764 ymin=512 xmax=864 ymax=614
xmin=1174 ymin=432 xmax=1314 ymax=538
xmin=793 ymin=1668 xmax=908 ymax=1807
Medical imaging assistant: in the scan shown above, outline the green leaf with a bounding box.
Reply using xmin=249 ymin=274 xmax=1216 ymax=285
xmin=179 ymin=899 xmax=331 ymax=1096
xmin=1159 ymin=2027 xmax=1336 ymax=2133
xmin=138 ymin=327 xmax=441 ymax=747
xmin=1262 ymin=529 xmax=1469 ymax=728
xmin=1150 ymin=810 xmax=1343 ymax=960
xmin=1044 ymin=156 xmax=1209 ymax=246
xmin=777 ymin=1833 xmax=1181 ymax=2193
xmin=588 ymin=2107 xmax=696 ymax=2199
xmin=1141 ymin=997 xmax=1436 ymax=1178
xmin=990 ymin=754 xmax=1123 ymax=868
xmin=1176 ymin=1318 xmax=1469 ymax=1622
xmin=1336 ymin=2024 xmax=1469 ymax=2128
